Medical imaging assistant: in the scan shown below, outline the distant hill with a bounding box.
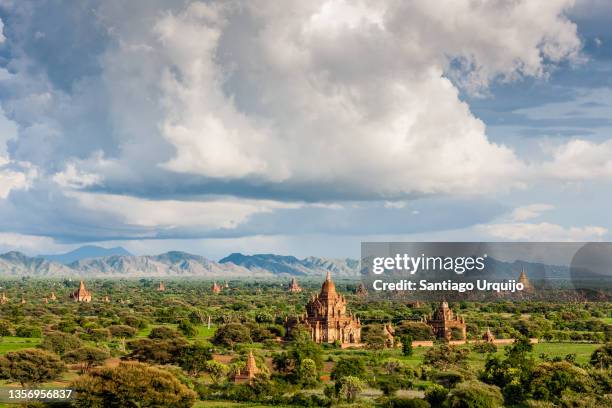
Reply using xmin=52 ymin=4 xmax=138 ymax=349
xmin=0 ymin=251 xmax=75 ymax=277
xmin=0 ymin=250 xmax=360 ymax=278
xmin=220 ymin=253 xmax=359 ymax=277
xmin=39 ymin=245 xmax=132 ymax=264
xmin=0 ymin=250 xmax=579 ymax=280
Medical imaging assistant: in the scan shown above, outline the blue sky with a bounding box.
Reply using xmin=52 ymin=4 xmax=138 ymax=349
xmin=1 ymin=0 xmax=612 ymax=259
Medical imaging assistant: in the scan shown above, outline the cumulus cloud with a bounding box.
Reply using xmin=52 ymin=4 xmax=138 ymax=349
xmin=511 ymin=204 xmax=555 ymax=221
xmin=479 ymin=222 xmax=607 ymax=241
xmin=0 ymin=162 xmax=37 ymax=199
xmin=52 ymin=163 xmax=102 ymax=189
xmin=132 ymin=0 xmax=580 ymax=196
xmin=66 ymin=191 xmax=301 ymax=230
xmin=1 ymin=0 xmax=583 ymax=199
xmin=541 ymin=139 xmax=612 ymax=180
xmin=0 ymin=1 xmax=596 ymax=247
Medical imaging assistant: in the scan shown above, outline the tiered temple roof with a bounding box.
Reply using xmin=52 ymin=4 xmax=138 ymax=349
xmin=211 ymin=282 xmax=222 ymax=293
xmin=482 ymin=327 xmax=495 ymax=342
xmin=234 ymin=350 xmax=260 ymax=383
xmin=70 ymin=280 xmax=92 ymax=302
xmin=355 ymin=282 xmax=368 ymax=297
xmin=287 ymin=277 xmax=302 ymax=293
xmin=287 ymin=272 xmax=361 ymax=345
xmin=518 ymin=269 xmax=534 ymax=292
xmin=425 ymin=301 xmax=466 ymax=341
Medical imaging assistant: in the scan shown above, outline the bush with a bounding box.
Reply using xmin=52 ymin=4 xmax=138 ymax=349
xmin=108 ymin=325 xmax=137 ymax=338
xmin=212 ymin=323 xmax=252 ymax=348
xmin=0 ymin=348 xmax=65 ymax=386
xmin=39 ymin=331 xmax=83 ymax=356
xmin=177 ymin=321 xmax=197 ymax=337
xmin=15 ymin=325 xmax=42 ymax=338
xmin=383 ymin=397 xmax=431 ymax=408
xmin=71 ymin=361 xmax=196 ymax=407
xmin=425 ymin=384 xmax=448 ymax=406
xmin=472 ymin=342 xmax=497 ymax=354
xmin=444 ymin=381 xmax=503 ymax=408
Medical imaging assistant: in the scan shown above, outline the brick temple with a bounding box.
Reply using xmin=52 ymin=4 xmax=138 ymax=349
xmin=425 ymin=301 xmax=466 ymax=340
xmin=70 ymin=280 xmax=92 ymax=302
xmin=287 ymin=272 xmax=361 ymax=345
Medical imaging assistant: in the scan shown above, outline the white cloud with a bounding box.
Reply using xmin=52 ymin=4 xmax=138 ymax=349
xmin=479 ymin=222 xmax=607 ymax=241
xmin=0 ymin=232 xmax=65 ymax=254
xmin=0 ymin=162 xmax=36 ymax=199
xmin=541 ymin=139 xmax=612 ymax=181
xmin=84 ymin=0 xmax=580 ymax=197
xmin=66 ymin=191 xmax=301 ymax=230
xmin=511 ymin=204 xmax=555 ymax=221
xmin=52 ymin=163 xmax=102 ymax=189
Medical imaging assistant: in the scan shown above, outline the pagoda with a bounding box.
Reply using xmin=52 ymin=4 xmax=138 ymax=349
xmin=211 ymin=282 xmax=221 ymax=293
xmin=287 ymin=277 xmax=302 ymax=293
xmin=518 ymin=269 xmax=534 ymax=292
xmin=425 ymin=301 xmax=466 ymax=341
xmin=355 ymin=282 xmax=368 ymax=297
xmin=104 ymin=295 xmax=110 ymax=303
xmin=157 ymin=281 xmax=165 ymax=292
xmin=286 ymin=272 xmax=361 ymax=345
xmin=234 ymin=350 xmax=260 ymax=383
xmin=50 ymin=292 xmax=57 ymax=301
xmin=0 ymin=292 xmax=9 ymax=304
xmin=70 ymin=280 xmax=92 ymax=302
xmin=482 ymin=327 xmax=495 ymax=343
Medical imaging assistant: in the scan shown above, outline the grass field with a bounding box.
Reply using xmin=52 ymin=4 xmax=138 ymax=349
xmin=0 ymin=336 xmax=41 ymax=354
xmin=395 ymin=342 xmax=601 ymax=369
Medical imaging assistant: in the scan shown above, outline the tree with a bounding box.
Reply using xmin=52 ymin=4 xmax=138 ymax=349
xmin=71 ymin=361 xmax=196 ymax=408
xmin=590 ymin=343 xmax=612 ymax=369
xmin=149 ymin=325 xmax=183 ymax=340
xmin=177 ymin=321 xmax=197 ymax=337
xmin=126 ymin=337 xmax=188 ymax=364
xmin=529 ymin=361 xmax=592 ymax=403
xmin=401 ymin=335 xmax=414 ymax=357
xmin=425 ymin=384 xmax=448 ymax=406
xmin=272 ymin=332 xmax=323 ymax=383
xmin=64 ymin=346 xmax=110 ymax=374
xmin=423 ymin=344 xmax=469 ymax=370
xmin=331 ymin=357 xmax=366 ymax=380
xmin=15 ymin=325 xmax=42 ymax=338
xmin=211 ymin=323 xmax=252 ymax=348
xmin=444 ymin=381 xmax=503 ymax=408
xmin=39 ymin=331 xmax=83 ymax=356
xmin=176 ymin=343 xmax=212 ymax=376
xmin=396 ymin=321 xmax=434 ymax=340
xmin=0 ymin=348 xmax=65 ymax=386
xmin=362 ymin=324 xmax=388 ymax=350
xmin=337 ymin=376 xmax=364 ymax=403
xmin=204 ymin=360 xmax=228 ymax=385
xmin=297 ymin=358 xmax=318 ymax=387
xmin=108 ymin=324 xmax=137 ymax=338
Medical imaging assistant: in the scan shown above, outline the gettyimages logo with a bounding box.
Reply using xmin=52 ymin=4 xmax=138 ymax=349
xmin=371 ymin=254 xmax=487 ymax=275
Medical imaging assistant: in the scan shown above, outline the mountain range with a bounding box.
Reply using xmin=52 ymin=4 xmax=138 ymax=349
xmin=0 ymin=247 xmax=591 ymax=281
xmin=0 ymin=248 xmax=361 ymax=278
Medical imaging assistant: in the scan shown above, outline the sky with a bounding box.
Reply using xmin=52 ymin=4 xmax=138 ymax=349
xmin=1 ymin=0 xmax=612 ymax=260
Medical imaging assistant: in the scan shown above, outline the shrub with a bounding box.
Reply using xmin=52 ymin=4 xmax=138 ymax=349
xmin=444 ymin=381 xmax=503 ymax=408
xmin=108 ymin=324 xmax=137 ymax=338
xmin=15 ymin=325 xmax=42 ymax=338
